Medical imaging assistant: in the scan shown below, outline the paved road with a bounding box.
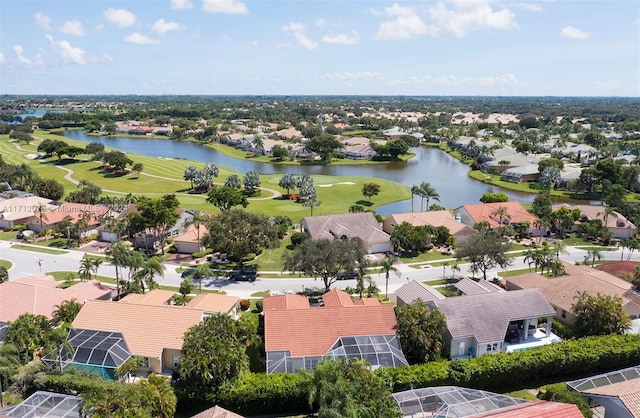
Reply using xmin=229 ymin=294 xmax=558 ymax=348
xmin=0 ymin=240 xmax=633 ymax=299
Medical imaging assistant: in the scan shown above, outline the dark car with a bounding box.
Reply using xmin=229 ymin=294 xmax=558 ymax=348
xmin=181 ymin=267 xmax=197 ymax=278
xmin=229 ymin=270 xmax=257 ymax=282
xmin=337 ymin=270 xmax=360 ymax=280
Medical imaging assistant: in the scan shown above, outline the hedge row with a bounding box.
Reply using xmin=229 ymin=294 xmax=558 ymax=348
xmin=210 ymin=334 xmax=640 ymax=415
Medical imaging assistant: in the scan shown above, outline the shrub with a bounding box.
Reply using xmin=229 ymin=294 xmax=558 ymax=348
xmin=538 ymin=383 xmax=593 ymax=417
xmin=290 ymin=232 xmax=308 ymax=247
xmin=255 ymin=300 xmax=263 ymax=313
xmin=239 ymin=299 xmax=251 ymax=311
xmin=192 ymin=248 xmax=213 ymax=259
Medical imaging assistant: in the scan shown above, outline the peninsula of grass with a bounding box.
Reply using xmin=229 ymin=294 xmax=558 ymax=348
xmin=1 ymin=132 xmax=412 ymax=222
xmin=10 ymin=244 xmax=68 ymax=255
xmin=0 ymin=259 xmax=12 ymax=270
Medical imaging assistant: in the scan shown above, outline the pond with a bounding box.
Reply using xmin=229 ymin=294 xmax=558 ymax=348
xmin=62 ymin=130 xmax=535 ymax=213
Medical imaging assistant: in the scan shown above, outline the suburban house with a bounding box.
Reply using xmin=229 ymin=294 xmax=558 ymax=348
xmin=338 ymin=136 xmax=377 ymax=159
xmin=0 ymin=273 xmax=112 ymax=340
xmin=173 ymin=223 xmax=208 ymax=254
xmin=0 ymin=195 xmax=55 ymax=230
xmin=391 ymin=386 xmax=583 ymax=418
xmin=275 ymin=127 xmax=302 ymax=140
xmin=454 ymin=277 xmax=503 ymax=296
xmin=382 ymin=211 xmax=477 ymax=243
xmin=551 ymin=203 xmax=637 ymax=239
xmin=97 ymin=204 xmax=138 ymax=243
xmin=453 ymin=201 xmax=542 ymax=236
xmin=263 ymin=289 xmax=407 ymax=373
xmin=505 ymin=261 xmax=640 ymax=324
xmin=133 ymin=209 xmax=194 ymax=250
xmin=190 ymin=405 xmax=245 ymax=418
xmin=499 ymin=164 xmax=540 ymax=183
xmin=568 ymin=365 xmax=640 ymax=418
xmin=393 ymin=280 xmax=444 ymax=308
xmin=46 ymin=290 xmax=240 ymax=378
xmin=27 ymin=202 xmax=110 ymax=237
xmin=300 ymin=212 xmax=392 ymax=254
xmin=433 ymin=289 xmax=557 ymax=359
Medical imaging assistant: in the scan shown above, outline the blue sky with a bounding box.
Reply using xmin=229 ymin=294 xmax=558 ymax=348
xmin=1 ymin=0 xmax=638 ymax=96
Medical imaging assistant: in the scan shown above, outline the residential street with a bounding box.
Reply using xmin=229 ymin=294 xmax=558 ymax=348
xmin=0 ymin=240 xmax=631 ymax=299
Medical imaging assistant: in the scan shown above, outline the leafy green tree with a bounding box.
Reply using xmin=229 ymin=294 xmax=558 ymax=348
xmin=579 ymin=167 xmax=601 ymax=194
xmin=132 ymin=162 xmax=143 ymax=179
xmin=207 ymin=185 xmax=249 ymax=212
xmin=349 ymin=204 xmax=365 ymax=213
xmin=204 ymin=209 xmax=281 ymax=268
xmin=304 ymin=358 xmax=401 ymax=418
xmin=278 ymin=173 xmax=299 ymax=196
xmin=85 ymin=142 xmax=105 ymax=156
xmin=52 ymin=299 xmax=82 ymax=325
xmin=387 ymin=139 xmax=409 ymax=159
xmin=571 ymin=291 xmax=631 ymax=337
xmin=103 ymin=151 xmax=133 ymax=171
xmin=538 ymin=157 xmax=564 ymax=173
xmin=272 ymin=145 xmax=289 ymax=160
xmin=550 ymin=206 xmax=580 ymax=238
xmin=243 ymin=169 xmax=261 ymax=194
xmin=631 ymin=266 xmax=640 ymax=291
xmin=0 ymin=343 xmax=21 ymax=401
xmin=395 ymin=300 xmax=447 ymax=364
xmin=582 ymin=131 xmax=607 ymax=147
xmin=283 ymin=238 xmax=365 ymax=291
xmin=3 ymin=313 xmax=52 ymax=363
xmin=362 ymin=182 xmax=381 ymax=203
xmin=479 ymin=193 xmax=509 ymax=203
xmin=178 ymin=315 xmax=251 ymax=396
xmin=183 ymin=166 xmax=198 ymax=190
xmin=136 ymin=194 xmax=180 ymax=255
xmin=32 ymin=178 xmax=65 ymax=200
xmin=193 ymin=263 xmax=213 ymax=294
xmin=0 ymin=266 xmax=8 ymax=284
xmin=133 ymin=256 xmax=164 ymax=293
xmin=531 ymin=191 xmax=553 ymax=221
xmin=305 ymin=134 xmax=342 ymax=162
xmin=300 ymin=192 xmax=321 ymax=216
xmin=224 ymin=174 xmax=242 ymax=189
xmin=455 ymin=232 xmax=512 ymax=280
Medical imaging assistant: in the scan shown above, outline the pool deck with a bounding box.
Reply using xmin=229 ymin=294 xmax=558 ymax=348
xmin=503 ymin=329 xmax=562 ymax=353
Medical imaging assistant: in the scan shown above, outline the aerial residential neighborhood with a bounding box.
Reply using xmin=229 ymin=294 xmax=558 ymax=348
xmin=0 ymin=0 xmax=639 ymax=411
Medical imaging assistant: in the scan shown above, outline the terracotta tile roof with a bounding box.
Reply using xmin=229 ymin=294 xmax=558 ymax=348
xmin=384 ymin=210 xmax=477 ymax=237
xmin=185 ymin=293 xmax=240 ymax=314
xmin=472 ymin=400 xmax=583 ymax=417
xmin=506 ymin=261 xmax=638 ymax=314
xmin=322 ymin=289 xmax=379 ymax=307
xmin=263 ymin=294 xmax=310 ymax=311
xmin=190 ymin=405 xmax=244 ymax=418
xmin=264 ymin=305 xmax=398 ymax=357
xmin=40 ymin=203 xmax=110 ymax=227
xmin=394 ymin=280 xmax=445 ymax=304
xmin=120 ymin=289 xmax=176 ymax=306
xmin=552 ymin=203 xmax=637 ymax=230
xmin=0 ymin=196 xmax=55 ymax=222
xmin=456 ymin=201 xmax=538 ymax=229
xmin=353 ymin=298 xmax=381 ymax=306
xmin=598 ymin=260 xmax=639 ymax=276
xmin=174 ymin=224 xmax=208 ymax=244
xmin=582 ymin=379 xmax=640 ymax=417
xmin=0 ymin=276 xmax=111 ymax=323
xmin=434 ymin=289 xmax=555 ymax=344
xmin=72 ymin=300 xmax=203 ymax=358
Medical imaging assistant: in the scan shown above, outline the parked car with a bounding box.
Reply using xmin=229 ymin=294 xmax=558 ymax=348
xmin=16 ymin=230 xmax=34 ymax=239
xmin=229 ymin=270 xmax=257 ymax=282
xmin=181 ymin=267 xmax=197 ymax=278
xmin=337 ymin=270 xmax=360 ymax=280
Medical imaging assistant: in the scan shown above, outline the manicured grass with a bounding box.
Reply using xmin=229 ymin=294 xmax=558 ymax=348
xmin=399 ymin=250 xmax=455 ymax=264
xmin=250 ymin=291 xmax=270 ymax=297
xmin=498 ymin=268 xmax=535 ymax=277
xmin=423 ymin=279 xmax=447 ymax=286
xmin=575 ymin=246 xmax=617 ymax=251
xmin=0 ymin=259 xmax=12 ymax=270
xmin=27 ymin=237 xmax=80 ymax=249
xmin=561 ymin=236 xmax=597 ymax=246
xmin=0 ymin=231 xmax=18 ymax=241
xmin=11 ymin=244 xmax=68 ymax=254
xmin=502 ymin=389 xmax=537 ymax=401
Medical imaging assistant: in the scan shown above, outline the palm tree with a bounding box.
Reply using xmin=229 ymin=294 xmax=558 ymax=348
xmin=35 ymin=203 xmax=48 ymax=232
xmin=52 ymin=298 xmax=82 ymax=325
xmin=410 ymin=185 xmax=421 ymax=212
xmin=597 ymin=206 xmax=618 ymax=228
xmin=78 ymin=256 xmax=93 ymax=282
xmin=106 ymin=240 xmax=129 ymax=298
xmin=420 ymin=182 xmax=440 ymax=211
xmin=126 ymin=251 xmax=146 ymax=292
xmin=134 ymin=256 xmax=165 ymax=294
xmin=587 ymin=249 xmax=603 ymax=267
xmin=379 ymin=255 xmax=400 ymax=301
xmin=491 ymin=206 xmax=511 ymax=235
xmin=193 ymin=263 xmax=213 ymax=294
xmin=183 ymin=166 xmax=198 ymax=190
xmin=183 ymin=210 xmax=207 ymax=253
xmin=114 ymin=356 xmax=146 ymax=382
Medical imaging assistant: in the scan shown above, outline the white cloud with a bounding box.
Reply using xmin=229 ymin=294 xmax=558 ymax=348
xmin=60 ymin=20 xmax=86 ymax=36
xmin=315 ymin=18 xmax=326 ymax=28
xmin=251 ymin=40 xmax=259 ymax=46
xmin=0 ymin=52 xmax=5 ymax=65
xmin=322 ymin=31 xmax=360 ymax=45
xmin=13 ymin=45 xmax=32 ymax=66
xmin=376 ymin=4 xmax=429 ymax=40
xmin=88 ymin=52 xmax=114 ymax=64
xmin=408 ymin=73 xmax=519 ymax=87
xmin=103 ymin=8 xmax=136 ymax=28
xmin=171 ymin=0 xmax=193 ymax=9
xmin=321 ymin=72 xmax=384 ymax=81
xmin=95 ymin=24 xmax=105 ymax=34
xmin=560 ymin=26 xmax=590 ymax=39
xmin=282 ymin=22 xmax=318 ymax=50
xmin=511 ymin=2 xmax=541 ymax=12
xmin=124 ymin=32 xmax=161 ymax=45
xmin=202 ymin=0 xmax=248 ymax=14
xmin=45 ymin=35 xmax=87 ymax=65
xmin=34 ymin=12 xmax=52 ymax=31
xmin=376 ymin=1 xmax=518 ymax=39
xmin=151 ymin=18 xmax=184 ymax=35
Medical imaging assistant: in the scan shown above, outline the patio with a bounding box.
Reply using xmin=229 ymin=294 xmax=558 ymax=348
xmin=503 ymin=328 xmax=562 ymax=353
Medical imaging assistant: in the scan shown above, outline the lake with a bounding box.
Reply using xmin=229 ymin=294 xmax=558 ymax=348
xmin=62 ymin=130 xmax=535 ymax=213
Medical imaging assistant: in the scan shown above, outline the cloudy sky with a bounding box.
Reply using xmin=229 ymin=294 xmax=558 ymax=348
xmin=1 ymin=0 xmax=638 ymax=96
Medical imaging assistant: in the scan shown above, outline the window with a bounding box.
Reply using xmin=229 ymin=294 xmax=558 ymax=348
xmin=486 ymin=343 xmax=498 ymax=352
xmin=561 ymin=310 xmax=567 ymax=319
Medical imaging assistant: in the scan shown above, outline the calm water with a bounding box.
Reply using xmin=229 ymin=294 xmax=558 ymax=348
xmin=63 ymin=130 xmax=534 ymax=213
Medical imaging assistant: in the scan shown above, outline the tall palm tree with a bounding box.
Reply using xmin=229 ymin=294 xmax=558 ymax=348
xmin=491 ymin=206 xmax=511 ymax=235
xmin=597 ymin=206 xmax=618 ymax=228
xmin=52 ymin=298 xmax=82 ymax=325
xmin=134 ymin=256 xmax=165 ymax=294
xmin=194 ymin=263 xmax=213 ymax=294
xmin=91 ymin=258 xmax=103 ymax=280
xmin=106 ymin=240 xmax=129 ymax=298
xmin=587 ymin=248 xmax=603 ymax=267
xmin=183 ymin=210 xmax=207 ymax=253
xmin=35 ymin=203 xmax=48 ymax=232
xmin=410 ymin=185 xmax=421 ymax=212
xmin=379 ymin=255 xmax=400 ymax=301
xmin=78 ymin=256 xmax=94 ymax=282
xmin=420 ymin=182 xmax=440 ymax=211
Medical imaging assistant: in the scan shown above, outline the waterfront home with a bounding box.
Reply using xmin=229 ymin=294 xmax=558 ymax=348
xmin=382 ymin=210 xmax=477 ymax=243
xmin=551 ymin=203 xmax=637 ymax=239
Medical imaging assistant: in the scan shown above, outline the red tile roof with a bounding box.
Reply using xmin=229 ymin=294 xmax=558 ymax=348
xmin=323 ymin=289 xmax=379 ymax=307
xmin=457 ymin=201 xmax=537 ymax=229
xmin=264 ymin=305 xmax=398 ymax=357
xmin=472 ymin=400 xmax=583 ymax=417
xmin=263 ymin=294 xmax=310 ymax=311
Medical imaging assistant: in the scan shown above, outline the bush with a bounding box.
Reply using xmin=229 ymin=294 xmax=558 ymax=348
xmin=538 ymin=383 xmax=593 ymax=417
xmin=290 ymin=232 xmax=308 ymax=247
xmin=192 ymin=248 xmax=213 ymax=259
xmin=239 ymin=299 xmax=251 ymax=311
xmin=255 ymin=300 xmax=263 ymax=313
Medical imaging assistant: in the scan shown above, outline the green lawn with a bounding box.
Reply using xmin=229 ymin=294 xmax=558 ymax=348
xmin=498 ymin=268 xmax=535 ymax=277
xmin=575 ymin=246 xmax=617 ymax=251
xmin=0 ymin=231 xmax=18 ymax=241
xmin=0 ymin=259 xmax=12 ymax=270
xmin=11 ymin=244 xmax=69 ymax=255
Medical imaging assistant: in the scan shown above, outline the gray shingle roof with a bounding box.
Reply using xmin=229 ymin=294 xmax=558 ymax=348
xmin=302 ymin=213 xmax=390 ymax=245
xmin=434 ymin=289 xmax=555 ymax=344
xmin=455 ymin=278 xmax=502 ymax=296
xmin=394 ymin=280 xmax=445 ymax=304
